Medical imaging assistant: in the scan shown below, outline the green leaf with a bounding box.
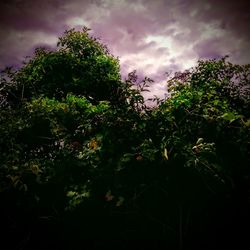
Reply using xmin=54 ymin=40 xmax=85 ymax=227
xmin=221 ymin=112 xmax=239 ymax=123
xmin=242 ymin=118 xmax=250 ymax=127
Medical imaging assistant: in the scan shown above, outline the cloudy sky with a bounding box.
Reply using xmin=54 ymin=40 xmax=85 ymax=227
xmin=0 ymin=0 xmax=249 ymax=99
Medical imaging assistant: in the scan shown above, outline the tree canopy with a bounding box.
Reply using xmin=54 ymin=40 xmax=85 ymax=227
xmin=0 ymin=28 xmax=249 ymax=249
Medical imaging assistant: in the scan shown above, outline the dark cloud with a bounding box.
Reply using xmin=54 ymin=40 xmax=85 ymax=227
xmin=193 ymin=0 xmax=250 ymax=40
xmin=194 ymin=38 xmax=225 ymax=59
xmin=0 ymin=0 xmax=249 ymax=98
xmin=0 ymin=0 xmax=68 ymax=33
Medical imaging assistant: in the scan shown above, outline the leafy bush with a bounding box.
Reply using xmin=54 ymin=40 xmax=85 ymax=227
xmin=0 ymin=29 xmax=249 ymax=249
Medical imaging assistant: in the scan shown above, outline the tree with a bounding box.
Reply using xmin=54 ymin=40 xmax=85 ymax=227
xmin=0 ymin=27 xmax=151 ymax=248
xmin=0 ymin=27 xmax=125 ymax=107
xmin=0 ymin=27 xmax=249 ymax=249
xmin=149 ymin=57 xmax=250 ymax=248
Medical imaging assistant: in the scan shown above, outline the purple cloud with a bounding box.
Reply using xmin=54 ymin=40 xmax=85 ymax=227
xmin=0 ymin=0 xmax=249 ymax=99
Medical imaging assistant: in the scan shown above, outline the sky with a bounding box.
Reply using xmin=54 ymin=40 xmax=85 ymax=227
xmin=0 ymin=0 xmax=250 ymax=100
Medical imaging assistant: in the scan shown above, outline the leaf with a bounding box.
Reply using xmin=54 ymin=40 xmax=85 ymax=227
xmin=21 ymin=184 xmax=28 ymax=192
xmin=8 ymin=175 xmax=19 ymax=183
xmin=105 ymin=190 xmax=114 ymax=201
xmin=221 ymin=112 xmax=238 ymax=123
xmin=31 ymin=164 xmax=41 ymax=175
xmin=67 ymin=191 xmax=77 ymax=197
xmin=196 ymin=138 xmax=204 ymax=144
xmin=242 ymin=118 xmax=250 ymax=127
xmin=203 ymin=114 xmax=209 ymax=120
xmin=116 ymin=196 xmax=125 ymax=207
xmin=163 ymin=148 xmax=168 ymax=160
xmin=136 ymin=155 xmax=143 ymax=161
xmin=88 ymin=139 xmax=98 ymax=150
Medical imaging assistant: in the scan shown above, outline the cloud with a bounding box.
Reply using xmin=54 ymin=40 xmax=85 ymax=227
xmin=0 ymin=29 xmax=58 ymax=68
xmin=0 ymin=0 xmax=249 ymax=99
xmin=0 ymin=0 xmax=69 ymax=33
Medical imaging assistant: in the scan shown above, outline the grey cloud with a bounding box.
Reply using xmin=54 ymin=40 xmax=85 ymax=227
xmin=0 ymin=0 xmax=249 ymax=100
xmin=193 ymin=38 xmax=225 ymax=59
xmin=193 ymin=0 xmax=250 ymax=40
xmin=0 ymin=0 xmax=69 ymax=33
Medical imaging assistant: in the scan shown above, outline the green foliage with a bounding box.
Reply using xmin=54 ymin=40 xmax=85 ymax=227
xmin=0 ymin=30 xmax=249 ymax=248
xmin=1 ymin=27 xmax=122 ymax=106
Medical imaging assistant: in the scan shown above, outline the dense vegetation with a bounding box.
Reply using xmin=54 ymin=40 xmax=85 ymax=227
xmin=0 ymin=28 xmax=249 ymax=249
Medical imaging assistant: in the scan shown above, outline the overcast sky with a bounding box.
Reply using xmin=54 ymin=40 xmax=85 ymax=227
xmin=0 ymin=0 xmax=249 ymax=99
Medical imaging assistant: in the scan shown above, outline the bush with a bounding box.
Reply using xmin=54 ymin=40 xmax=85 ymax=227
xmin=0 ymin=29 xmax=249 ymax=249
